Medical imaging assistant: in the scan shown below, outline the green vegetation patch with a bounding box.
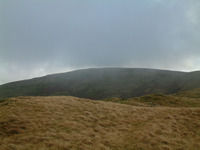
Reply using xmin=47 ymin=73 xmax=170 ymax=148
xmin=103 ymin=93 xmax=200 ymax=108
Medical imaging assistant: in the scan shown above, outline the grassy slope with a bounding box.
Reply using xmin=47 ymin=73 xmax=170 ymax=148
xmin=104 ymin=93 xmax=200 ymax=107
xmin=0 ymin=68 xmax=192 ymax=99
xmin=174 ymin=88 xmax=200 ymax=98
xmin=0 ymin=96 xmax=200 ymax=150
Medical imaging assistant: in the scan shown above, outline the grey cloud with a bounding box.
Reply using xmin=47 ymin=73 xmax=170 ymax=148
xmin=0 ymin=0 xmax=200 ymax=84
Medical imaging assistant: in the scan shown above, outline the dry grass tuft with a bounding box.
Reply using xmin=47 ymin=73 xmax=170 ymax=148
xmin=0 ymin=96 xmax=200 ymax=149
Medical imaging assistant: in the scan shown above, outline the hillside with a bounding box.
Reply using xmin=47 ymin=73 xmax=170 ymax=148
xmin=1 ymin=68 xmax=200 ymax=99
xmin=103 ymin=93 xmax=200 ymax=107
xmin=0 ymin=96 xmax=200 ymax=150
xmin=174 ymin=88 xmax=200 ymax=98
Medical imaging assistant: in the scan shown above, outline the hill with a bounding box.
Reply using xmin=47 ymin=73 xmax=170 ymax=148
xmin=174 ymin=88 xmax=200 ymax=98
xmin=103 ymin=93 xmax=200 ymax=107
xmin=0 ymin=96 xmax=200 ymax=150
xmin=1 ymin=68 xmax=200 ymax=99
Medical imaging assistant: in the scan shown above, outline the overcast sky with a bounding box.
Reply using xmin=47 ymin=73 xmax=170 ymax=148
xmin=1 ymin=0 xmax=200 ymax=85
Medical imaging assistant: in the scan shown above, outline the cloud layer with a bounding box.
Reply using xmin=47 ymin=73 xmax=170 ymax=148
xmin=1 ymin=0 xmax=200 ymax=84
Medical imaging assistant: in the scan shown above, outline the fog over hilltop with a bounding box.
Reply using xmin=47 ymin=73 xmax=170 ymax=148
xmin=1 ymin=0 xmax=200 ymax=85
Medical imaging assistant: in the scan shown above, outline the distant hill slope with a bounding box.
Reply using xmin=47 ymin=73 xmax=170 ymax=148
xmin=103 ymin=93 xmax=200 ymax=107
xmin=0 ymin=96 xmax=200 ymax=149
xmin=0 ymin=68 xmax=200 ymax=99
xmin=174 ymin=88 xmax=200 ymax=98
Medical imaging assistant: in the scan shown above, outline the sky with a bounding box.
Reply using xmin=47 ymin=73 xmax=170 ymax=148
xmin=1 ymin=0 xmax=200 ymax=85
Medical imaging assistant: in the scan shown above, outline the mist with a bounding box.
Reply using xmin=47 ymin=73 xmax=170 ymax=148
xmin=1 ymin=0 xmax=200 ymax=84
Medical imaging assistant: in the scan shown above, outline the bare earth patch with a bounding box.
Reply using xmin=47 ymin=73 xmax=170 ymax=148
xmin=0 ymin=96 xmax=200 ymax=150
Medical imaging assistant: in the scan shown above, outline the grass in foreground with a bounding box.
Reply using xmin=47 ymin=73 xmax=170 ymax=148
xmin=0 ymin=96 xmax=200 ymax=150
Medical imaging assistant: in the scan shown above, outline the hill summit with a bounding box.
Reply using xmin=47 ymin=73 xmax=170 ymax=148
xmin=1 ymin=68 xmax=200 ymax=99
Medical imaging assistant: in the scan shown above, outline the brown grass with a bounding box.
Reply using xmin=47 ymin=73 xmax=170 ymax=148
xmin=0 ymin=96 xmax=200 ymax=150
